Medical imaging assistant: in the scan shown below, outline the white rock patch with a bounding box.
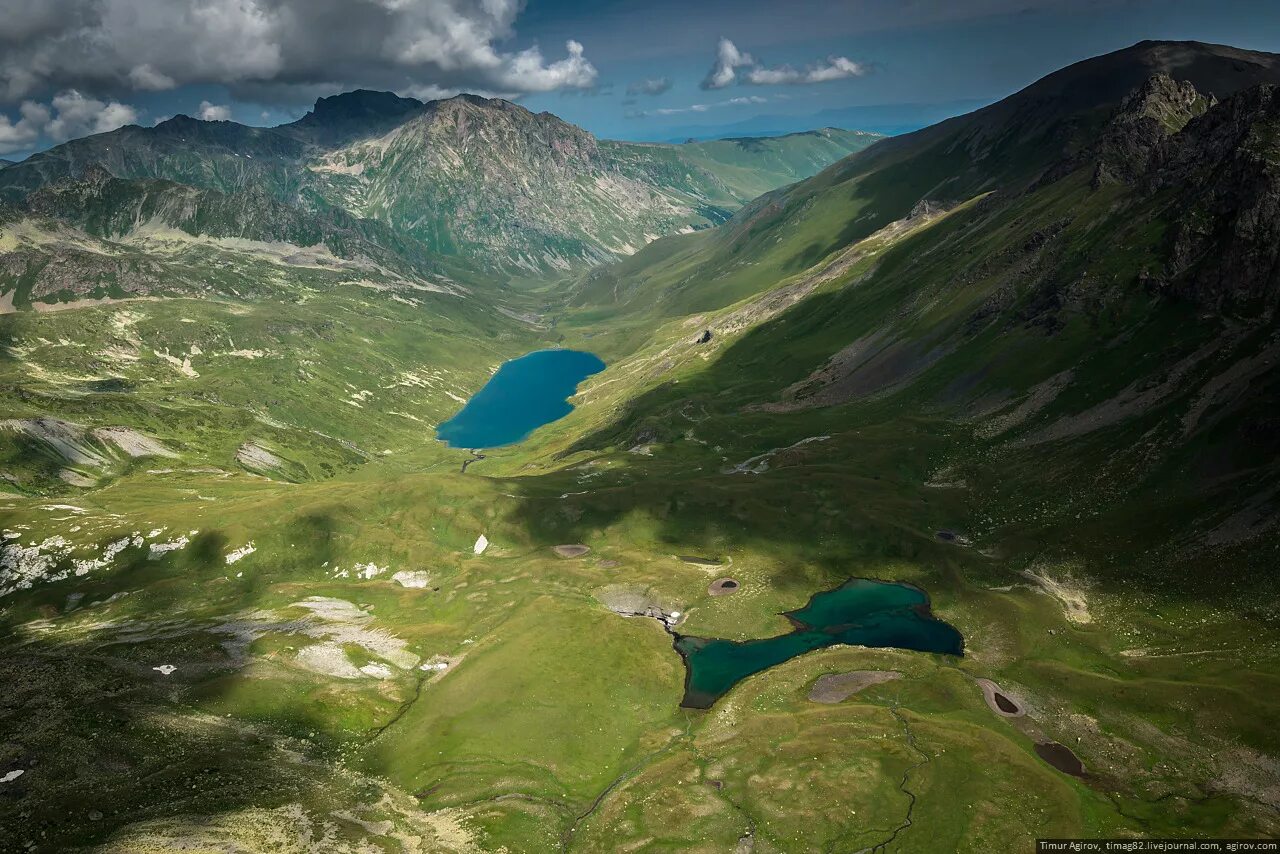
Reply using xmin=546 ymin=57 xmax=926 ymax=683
xmin=391 ymin=570 xmax=431 ymax=588
xmin=148 ymin=534 xmax=191 ymax=559
xmin=225 ymin=542 xmax=256 ymax=564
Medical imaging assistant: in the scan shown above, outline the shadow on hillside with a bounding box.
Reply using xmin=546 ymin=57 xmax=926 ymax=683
xmin=0 ymin=512 xmax=353 ymax=851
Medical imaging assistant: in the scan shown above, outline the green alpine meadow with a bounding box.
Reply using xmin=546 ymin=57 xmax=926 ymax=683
xmin=1 ymin=13 xmax=1279 ymax=852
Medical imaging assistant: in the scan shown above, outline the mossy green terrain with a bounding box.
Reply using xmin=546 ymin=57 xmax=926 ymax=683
xmin=2 ymin=39 xmax=1280 ymax=853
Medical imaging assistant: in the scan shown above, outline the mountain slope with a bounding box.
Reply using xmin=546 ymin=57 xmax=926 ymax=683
xmin=0 ymin=167 xmax=481 ymax=309
xmin=574 ymin=40 xmax=1280 ymax=315
xmin=560 ymin=40 xmax=1280 ymax=568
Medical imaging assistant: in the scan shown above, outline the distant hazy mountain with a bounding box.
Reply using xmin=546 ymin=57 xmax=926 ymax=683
xmin=0 ymin=93 xmax=877 ymax=273
xmin=651 ymin=99 xmax=991 ymax=142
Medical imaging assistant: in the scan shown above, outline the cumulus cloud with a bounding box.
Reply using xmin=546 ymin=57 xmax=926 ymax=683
xmin=702 ymin=38 xmax=869 ymax=89
xmin=0 ymin=89 xmax=138 ymax=153
xmin=197 ymin=100 xmax=232 ymax=121
xmin=0 ymin=0 xmax=598 ymax=106
xmin=627 ymin=76 xmax=673 ymax=97
xmin=629 ymin=94 xmax=767 ymax=118
xmin=44 ymin=90 xmax=138 ymax=140
xmin=702 ymin=38 xmax=756 ymax=90
xmin=0 ymin=101 xmax=49 ymax=154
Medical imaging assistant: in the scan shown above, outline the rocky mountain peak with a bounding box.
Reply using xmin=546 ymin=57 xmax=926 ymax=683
xmin=1090 ymin=73 xmax=1216 ymax=186
xmin=285 ymin=89 xmax=427 ymax=146
xmin=307 ymin=89 xmax=424 ymax=124
xmin=1119 ymin=73 xmax=1213 ymax=131
xmin=411 ymin=93 xmax=601 ymax=165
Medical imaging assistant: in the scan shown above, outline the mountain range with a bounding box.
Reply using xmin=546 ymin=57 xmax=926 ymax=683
xmin=0 ymin=92 xmax=878 ymax=276
xmin=1 ymin=39 xmax=1279 ymax=853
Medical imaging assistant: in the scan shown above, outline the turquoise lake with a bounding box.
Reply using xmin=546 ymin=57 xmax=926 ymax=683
xmin=436 ymin=349 xmax=605 ymax=449
xmin=674 ymin=578 xmax=963 ymax=709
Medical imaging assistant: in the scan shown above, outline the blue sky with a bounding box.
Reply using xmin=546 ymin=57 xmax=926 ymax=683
xmin=3 ymin=0 xmax=1280 ymax=158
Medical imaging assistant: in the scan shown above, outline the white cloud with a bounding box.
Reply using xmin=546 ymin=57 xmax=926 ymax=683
xmin=0 ymin=101 xmax=47 ymax=154
xmin=627 ymin=76 xmax=673 ymax=97
xmin=45 ymin=90 xmax=138 ymax=140
xmin=491 ymin=40 xmax=596 ymax=93
xmin=0 ymin=0 xmax=597 ymax=106
xmin=746 ymin=56 xmax=870 ymax=85
xmin=630 ymin=94 xmax=768 ymax=118
xmin=197 ymin=100 xmax=231 ymax=121
xmin=702 ymin=38 xmax=756 ymax=90
xmin=0 ymin=89 xmax=138 ymax=152
xmin=702 ymin=38 xmax=870 ymax=90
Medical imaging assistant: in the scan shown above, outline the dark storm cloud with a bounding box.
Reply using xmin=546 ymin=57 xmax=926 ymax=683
xmin=0 ymin=0 xmax=599 ymax=106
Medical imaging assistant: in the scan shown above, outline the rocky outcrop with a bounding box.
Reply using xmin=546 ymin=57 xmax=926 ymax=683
xmin=1090 ymin=73 xmax=1214 ymax=186
xmin=1052 ymin=74 xmax=1280 ymax=310
xmin=1148 ymin=84 xmax=1280 ymax=308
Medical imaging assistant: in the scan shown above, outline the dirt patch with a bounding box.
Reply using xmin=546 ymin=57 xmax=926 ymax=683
xmin=677 ymin=555 xmax=722 ymax=567
xmin=708 ymin=577 xmax=740 ymax=596
xmin=976 ymin=678 xmax=1026 ymax=717
xmin=597 ymin=560 xmax=620 ymax=569
xmin=1022 ymin=567 xmax=1092 ymax=624
xmin=808 ymin=670 xmax=902 ymax=703
xmin=553 ymin=544 xmax=591 ymax=558
xmin=724 ymin=435 xmax=830 ymax=474
xmin=1035 ymin=741 xmax=1085 ymax=776
xmin=1 ymin=417 xmax=108 ymax=467
xmin=236 ymin=441 xmax=284 ymax=474
xmin=92 ymin=426 xmax=177 ymax=458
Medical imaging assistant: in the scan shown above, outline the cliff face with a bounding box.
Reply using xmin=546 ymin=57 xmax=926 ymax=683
xmin=1057 ymin=72 xmax=1280 ymax=311
xmin=1152 ymin=83 xmax=1280 ymax=309
xmin=1089 ymin=73 xmax=1215 ymax=186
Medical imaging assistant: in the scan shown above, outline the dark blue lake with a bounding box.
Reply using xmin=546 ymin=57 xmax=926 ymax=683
xmin=675 ymin=578 xmax=963 ymax=708
xmin=436 ymin=349 xmax=605 ymax=449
